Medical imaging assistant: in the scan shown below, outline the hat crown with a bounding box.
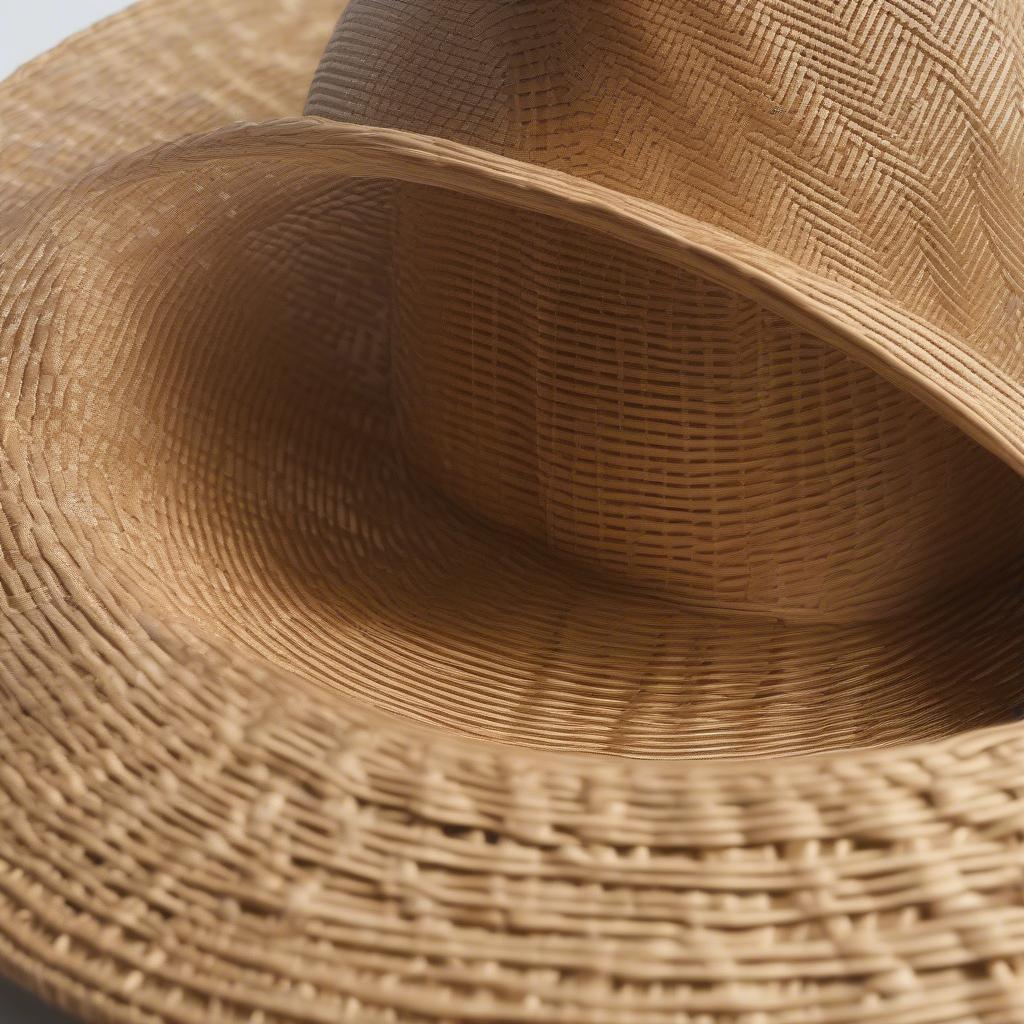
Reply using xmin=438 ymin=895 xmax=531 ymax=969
xmin=308 ymin=0 xmax=1024 ymax=621
xmin=309 ymin=0 xmax=1024 ymax=350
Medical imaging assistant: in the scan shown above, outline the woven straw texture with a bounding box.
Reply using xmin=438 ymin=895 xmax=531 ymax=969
xmin=3 ymin=0 xmax=1024 ymax=1021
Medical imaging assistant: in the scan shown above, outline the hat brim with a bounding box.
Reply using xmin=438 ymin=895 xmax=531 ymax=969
xmin=4 ymin=3 xmax=1024 ymax=1023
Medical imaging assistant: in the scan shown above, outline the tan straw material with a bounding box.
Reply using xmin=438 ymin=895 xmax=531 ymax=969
xmin=3 ymin=0 xmax=1024 ymax=1021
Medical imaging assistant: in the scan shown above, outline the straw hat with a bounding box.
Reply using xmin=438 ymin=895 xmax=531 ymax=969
xmin=3 ymin=0 xmax=1024 ymax=1020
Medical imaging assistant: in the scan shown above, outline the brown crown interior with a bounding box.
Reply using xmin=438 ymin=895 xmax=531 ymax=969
xmin=393 ymin=184 xmax=1024 ymax=623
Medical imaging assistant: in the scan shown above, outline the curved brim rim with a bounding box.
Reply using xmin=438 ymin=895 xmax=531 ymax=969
xmin=135 ymin=114 xmax=1024 ymax=483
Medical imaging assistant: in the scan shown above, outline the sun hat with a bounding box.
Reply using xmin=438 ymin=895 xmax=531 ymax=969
xmin=3 ymin=0 xmax=1024 ymax=1020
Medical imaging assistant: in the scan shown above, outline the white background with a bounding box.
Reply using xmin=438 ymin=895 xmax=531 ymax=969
xmin=2 ymin=5 xmax=136 ymax=1022
xmin=2 ymin=0 xmax=134 ymax=79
